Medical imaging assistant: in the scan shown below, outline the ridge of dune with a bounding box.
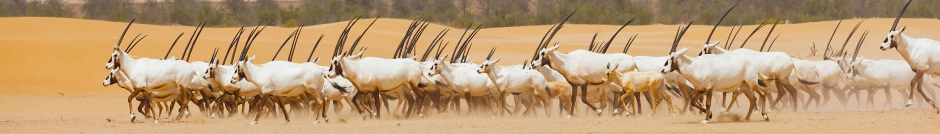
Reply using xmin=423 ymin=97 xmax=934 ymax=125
xmin=3 ymin=17 xmax=940 ymax=95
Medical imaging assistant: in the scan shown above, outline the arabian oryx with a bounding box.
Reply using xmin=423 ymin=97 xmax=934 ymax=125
xmin=878 ymin=0 xmax=940 ymax=110
xmin=477 ymin=48 xmax=551 ymax=117
xmin=106 ymin=45 xmax=213 ymax=123
xmin=664 ymin=8 xmax=770 ymax=123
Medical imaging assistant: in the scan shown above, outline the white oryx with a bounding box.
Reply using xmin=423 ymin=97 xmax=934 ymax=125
xmin=106 ymin=45 xmax=213 ymax=123
xmin=878 ymin=0 xmax=940 ymax=109
xmin=231 ymin=56 xmax=328 ymax=125
xmin=478 ymin=49 xmax=551 ymax=117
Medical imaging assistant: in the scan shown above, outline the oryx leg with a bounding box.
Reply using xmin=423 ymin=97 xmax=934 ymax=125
xmin=702 ymin=89 xmax=714 ymax=124
xmin=724 ymin=90 xmax=740 ymax=113
xmin=127 ymin=88 xmax=144 ymax=123
xmin=739 ymin=85 xmax=758 ymax=121
xmin=172 ymin=88 xmax=191 ymax=122
xmin=250 ymin=94 xmax=269 ymax=125
xmin=883 ymin=86 xmax=893 ymax=109
xmin=271 ymin=96 xmax=290 ymax=123
xmin=580 ymin=85 xmax=600 ymax=116
xmin=371 ymin=90 xmax=382 ymax=120
xmin=802 ymin=87 xmax=821 ymax=110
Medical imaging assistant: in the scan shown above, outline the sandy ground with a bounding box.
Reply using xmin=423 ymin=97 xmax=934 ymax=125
xmin=2 ymin=17 xmax=940 ymax=133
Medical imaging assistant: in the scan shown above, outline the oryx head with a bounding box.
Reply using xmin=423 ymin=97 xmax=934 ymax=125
xmin=602 ymin=63 xmax=620 ymax=84
xmin=106 ymin=45 xmax=124 ymax=69
xmin=843 ymin=56 xmax=865 ymax=79
xmin=103 ymin=69 xmax=119 ymax=87
xmin=663 ymin=48 xmax=689 ymax=74
xmin=477 ymin=58 xmax=499 ymax=74
xmin=327 ymin=55 xmax=345 ymax=78
xmin=477 ymin=47 xmax=498 ymax=74
xmin=106 ymin=19 xmax=135 ymax=70
xmin=428 ymin=54 xmax=448 ymax=76
xmin=699 ymin=40 xmax=721 ymax=56
xmin=880 ymin=26 xmax=906 ymax=50
xmin=231 ymin=56 xmax=254 ymax=84
xmin=534 ymin=45 xmax=561 ymax=67
xmin=880 ymin=0 xmax=912 ymax=51
xmin=203 ymin=48 xmax=220 ymax=79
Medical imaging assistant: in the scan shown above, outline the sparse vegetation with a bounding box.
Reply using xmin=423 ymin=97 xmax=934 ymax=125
xmin=1 ymin=0 xmax=939 ymax=28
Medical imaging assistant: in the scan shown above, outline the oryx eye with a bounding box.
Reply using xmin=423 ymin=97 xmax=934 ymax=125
xmin=884 ymin=38 xmax=889 ymax=43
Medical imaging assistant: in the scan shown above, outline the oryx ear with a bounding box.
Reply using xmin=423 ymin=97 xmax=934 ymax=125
xmin=113 ymin=45 xmax=121 ymax=51
xmin=607 ymin=63 xmax=611 ymax=69
xmin=247 ymin=55 xmax=255 ymax=63
xmin=898 ymin=26 xmax=906 ymax=33
xmin=438 ymin=54 xmax=448 ymax=61
xmin=490 ymin=58 xmax=499 ymax=63
xmin=711 ymin=40 xmax=721 ymax=45
xmin=313 ymin=57 xmax=320 ymax=63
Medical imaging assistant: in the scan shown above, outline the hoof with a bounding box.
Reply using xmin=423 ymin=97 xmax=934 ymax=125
xmin=596 ymin=109 xmax=603 ymax=116
xmin=907 ymin=100 xmax=914 ymax=107
xmin=565 ymin=115 xmax=572 ymax=119
xmin=314 ymin=121 xmax=320 ymax=124
xmin=360 ymin=116 xmax=366 ymax=121
xmin=419 ymin=114 xmax=425 ymax=118
xmin=250 ymin=121 xmax=258 ymax=125
xmin=763 ymin=115 xmax=770 ymax=121
xmin=130 ymin=115 xmax=136 ymax=123
xmin=613 ymin=109 xmax=620 ymax=114
xmin=211 ymin=113 xmax=217 ymax=118
xmin=325 ymin=118 xmax=330 ymax=123
xmin=154 ymin=119 xmax=159 ymax=124
xmin=700 ymin=120 xmax=709 ymax=124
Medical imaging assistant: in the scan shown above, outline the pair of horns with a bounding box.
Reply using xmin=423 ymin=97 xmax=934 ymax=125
xmin=180 ymin=22 xmax=207 ymax=62
xmin=668 ymin=21 xmax=693 ymax=54
xmin=333 ymin=16 xmax=362 ymax=57
xmin=451 ymin=23 xmax=483 ymax=63
xmin=891 ymin=0 xmax=913 ymax=31
xmin=219 ymin=27 xmax=246 ymax=64
xmin=852 ymin=30 xmax=870 ymax=62
xmin=420 ymin=28 xmax=449 ymax=61
xmin=272 ymin=26 xmax=305 ymax=61
xmin=115 ymin=19 xmax=136 ymax=49
xmin=531 ymin=12 xmax=576 ymax=62
xmin=837 ymin=20 xmax=864 ymax=57
xmin=759 ymin=21 xmax=779 ymax=52
xmin=124 ymin=34 xmax=147 ymax=53
xmin=622 ymin=34 xmax=638 ymax=53
xmin=822 ymin=18 xmax=845 ymax=58
xmin=738 ymin=20 xmax=769 ymax=48
xmin=395 ymin=18 xmax=428 ymax=59
xmin=239 ymin=25 xmax=267 ymax=61
xmin=598 ymin=17 xmax=636 ymax=53
xmin=485 ymin=47 xmax=497 ymax=61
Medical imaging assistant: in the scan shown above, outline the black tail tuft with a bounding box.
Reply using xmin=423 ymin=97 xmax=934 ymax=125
xmin=545 ymin=86 xmax=553 ymax=96
xmin=758 ymin=80 xmax=767 ymax=87
xmin=331 ymin=82 xmax=348 ymax=93
xmin=798 ymin=79 xmax=820 ymax=85
xmin=385 ymin=94 xmax=398 ymax=100
xmin=511 ymin=92 xmax=521 ymax=95
xmin=417 ymin=83 xmax=428 ymax=88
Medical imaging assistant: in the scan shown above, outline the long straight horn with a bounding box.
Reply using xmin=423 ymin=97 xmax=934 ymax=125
xmin=210 ymin=47 xmax=219 ymax=61
xmin=852 ymin=30 xmax=870 ymax=62
xmin=307 ymin=34 xmax=325 ymax=62
xmin=824 ymin=18 xmax=844 ymax=58
xmin=533 ymin=24 xmax=558 ymax=61
xmin=239 ymin=25 xmax=259 ymax=61
xmin=739 ymin=20 xmax=769 ymax=48
xmin=623 ymin=34 xmax=637 ymax=53
xmin=115 ymin=19 xmax=135 ymax=47
xmin=541 ymin=12 xmax=576 ymax=49
xmin=435 ymin=42 xmax=448 ymax=59
xmin=186 ymin=22 xmax=207 ymax=62
xmin=759 ymin=21 xmax=779 ymax=52
xmin=588 ymin=33 xmax=598 ymax=52
xmin=289 ymin=26 xmax=304 ymax=62
xmin=486 ymin=47 xmax=496 ymax=60
xmin=182 ymin=22 xmax=205 ymax=60
xmin=127 ymin=35 xmax=147 ymax=53
xmin=348 ymin=16 xmax=380 ymax=56
xmin=724 ymin=23 xmax=736 ymax=48
xmin=335 ymin=17 xmax=360 ymax=57
xmin=272 ymin=29 xmax=300 ymax=61
xmin=124 ymin=34 xmax=141 ymax=53
xmin=706 ymin=4 xmax=737 ymax=43
xmin=891 ymin=0 xmax=913 ymax=31
xmin=165 ymin=33 xmax=186 ymax=59
xmin=603 ymin=17 xmax=636 ymax=53
xmin=408 ymin=20 xmax=431 ymax=56
xmin=838 ymin=20 xmax=864 ymax=56
xmin=670 ymin=21 xmax=693 ymax=53
xmin=421 ymin=29 xmax=448 ymax=61
xmin=727 ymin=23 xmax=744 ymax=49
xmin=222 ymin=27 xmax=245 ymax=64
xmin=243 ymin=26 xmax=266 ymax=61
xmin=336 ymin=16 xmax=362 ymax=57
xmin=766 ymin=34 xmax=781 ymax=51
xmin=461 ymin=43 xmax=474 ymax=62
xmin=395 ymin=18 xmax=421 ymax=58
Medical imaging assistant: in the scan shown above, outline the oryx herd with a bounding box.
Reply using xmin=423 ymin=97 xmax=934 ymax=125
xmin=103 ymin=0 xmax=939 ymax=125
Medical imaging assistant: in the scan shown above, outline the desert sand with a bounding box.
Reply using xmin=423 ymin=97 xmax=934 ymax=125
xmin=1 ymin=17 xmax=940 ymax=133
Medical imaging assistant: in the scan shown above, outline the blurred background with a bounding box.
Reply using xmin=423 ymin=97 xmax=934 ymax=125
xmin=3 ymin=0 xmax=940 ymax=28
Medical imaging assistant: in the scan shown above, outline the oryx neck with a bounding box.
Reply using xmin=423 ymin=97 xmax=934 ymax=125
xmin=894 ymin=33 xmax=916 ymax=61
